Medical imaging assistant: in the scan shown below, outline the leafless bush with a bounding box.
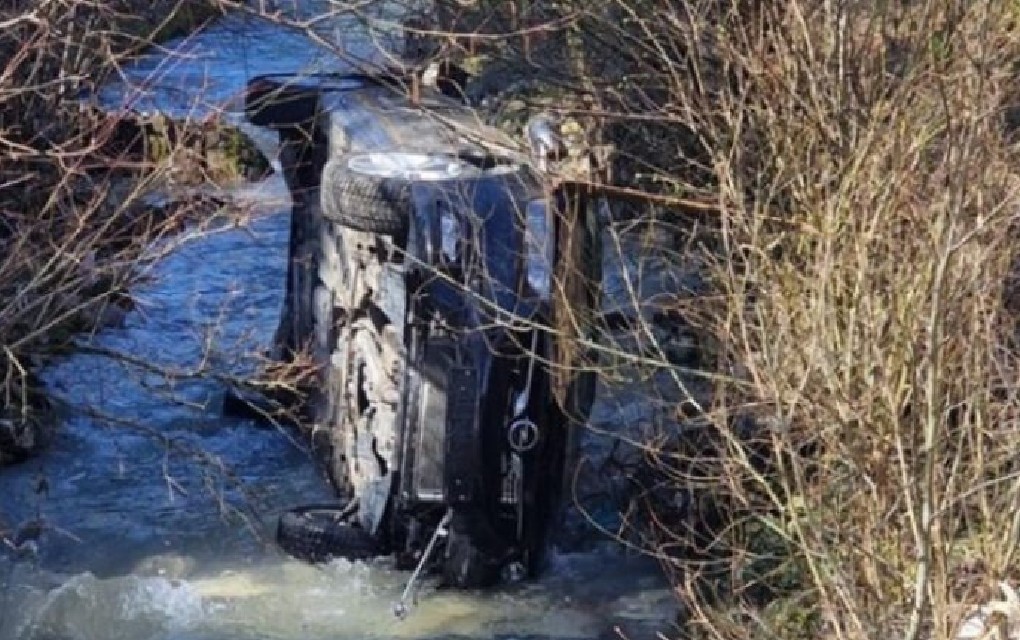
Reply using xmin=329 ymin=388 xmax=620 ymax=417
xmin=0 ymin=0 xmax=300 ymax=462
xmin=0 ymin=1 xmax=337 ymax=562
xmin=10 ymin=0 xmax=1020 ymax=634
xmin=409 ymin=0 xmax=1020 ymax=637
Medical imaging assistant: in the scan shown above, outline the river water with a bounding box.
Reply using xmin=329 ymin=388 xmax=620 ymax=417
xmin=0 ymin=7 xmax=687 ymax=640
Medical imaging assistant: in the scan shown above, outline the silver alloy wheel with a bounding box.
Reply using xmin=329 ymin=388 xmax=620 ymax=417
xmin=347 ymin=152 xmax=478 ymax=181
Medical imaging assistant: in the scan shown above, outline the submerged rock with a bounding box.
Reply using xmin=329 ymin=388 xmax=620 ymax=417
xmin=0 ymin=393 xmax=53 ymax=467
xmin=0 ymin=417 xmax=41 ymax=466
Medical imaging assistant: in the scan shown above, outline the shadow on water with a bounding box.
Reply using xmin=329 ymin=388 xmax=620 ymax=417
xmin=0 ymin=8 xmax=678 ymax=640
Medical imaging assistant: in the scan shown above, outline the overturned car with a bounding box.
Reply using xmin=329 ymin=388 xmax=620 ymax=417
xmin=244 ymin=66 xmax=605 ymax=593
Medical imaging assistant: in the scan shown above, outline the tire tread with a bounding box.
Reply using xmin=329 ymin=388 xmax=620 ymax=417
xmin=276 ymin=504 xmax=380 ymax=563
xmin=321 ymin=161 xmax=411 ymax=236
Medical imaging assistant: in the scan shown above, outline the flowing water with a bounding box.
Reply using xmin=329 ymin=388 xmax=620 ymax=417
xmin=0 ymin=8 xmax=684 ymax=640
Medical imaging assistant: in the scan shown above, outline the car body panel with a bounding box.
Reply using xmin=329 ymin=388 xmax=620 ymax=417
xmin=245 ymin=69 xmax=597 ymax=581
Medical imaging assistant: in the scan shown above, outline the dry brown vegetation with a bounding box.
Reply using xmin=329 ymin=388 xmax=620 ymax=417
xmin=8 ymin=0 xmax=1020 ymax=635
xmin=412 ymin=0 xmax=1020 ymax=637
xmin=0 ymin=0 xmax=290 ymax=464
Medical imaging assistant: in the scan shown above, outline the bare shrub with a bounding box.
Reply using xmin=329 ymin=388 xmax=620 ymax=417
xmin=509 ymin=1 xmax=1020 ymax=638
xmin=10 ymin=0 xmax=1020 ymax=634
xmin=0 ymin=0 xmax=288 ymax=460
xmin=0 ymin=0 xmax=335 ymax=558
xmin=410 ymin=0 xmax=1020 ymax=637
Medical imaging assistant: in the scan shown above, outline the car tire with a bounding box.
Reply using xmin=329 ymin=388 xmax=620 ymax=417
xmin=320 ymin=152 xmax=500 ymax=239
xmin=321 ymin=163 xmax=411 ymax=237
xmin=276 ymin=504 xmax=380 ymax=563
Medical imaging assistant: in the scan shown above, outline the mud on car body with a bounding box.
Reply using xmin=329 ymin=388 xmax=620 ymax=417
xmin=244 ymin=67 xmax=603 ymax=593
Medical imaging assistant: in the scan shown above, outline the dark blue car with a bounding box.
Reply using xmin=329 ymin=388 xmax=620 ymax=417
xmin=244 ymin=67 xmax=603 ymax=595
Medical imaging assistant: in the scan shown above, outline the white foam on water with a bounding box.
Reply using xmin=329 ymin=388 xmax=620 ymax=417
xmin=3 ymin=549 xmax=674 ymax=640
xmin=11 ymin=572 xmax=206 ymax=640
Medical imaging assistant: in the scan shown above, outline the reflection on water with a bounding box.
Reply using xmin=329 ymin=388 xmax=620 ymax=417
xmin=0 ymin=7 xmax=680 ymax=640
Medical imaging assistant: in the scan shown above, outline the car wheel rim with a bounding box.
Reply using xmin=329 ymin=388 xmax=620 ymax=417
xmin=347 ymin=152 xmax=477 ymax=181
